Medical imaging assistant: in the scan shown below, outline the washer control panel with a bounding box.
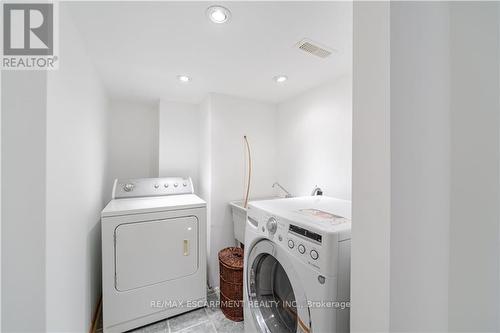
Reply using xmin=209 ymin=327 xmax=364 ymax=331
xmin=255 ymin=212 xmax=323 ymax=269
xmin=288 ymin=239 xmax=321 ymax=265
xmin=289 ymin=224 xmax=322 ymax=243
xmin=112 ymin=177 xmax=194 ymax=199
xmin=287 ymin=223 xmax=322 ymax=262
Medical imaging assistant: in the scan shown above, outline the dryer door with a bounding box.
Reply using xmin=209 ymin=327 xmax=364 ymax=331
xmin=114 ymin=216 xmax=198 ymax=291
xmin=247 ymin=240 xmax=311 ymax=333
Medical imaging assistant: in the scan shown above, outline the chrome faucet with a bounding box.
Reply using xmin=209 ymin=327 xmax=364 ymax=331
xmin=311 ymin=186 xmax=323 ymax=196
xmin=272 ymin=182 xmax=292 ymax=198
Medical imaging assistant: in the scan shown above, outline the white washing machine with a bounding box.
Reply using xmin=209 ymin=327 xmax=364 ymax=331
xmin=101 ymin=177 xmax=206 ymax=333
xmin=243 ymin=196 xmax=351 ymax=333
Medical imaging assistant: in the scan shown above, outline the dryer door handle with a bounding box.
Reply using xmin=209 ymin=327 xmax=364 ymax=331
xmin=183 ymin=239 xmax=189 ymax=256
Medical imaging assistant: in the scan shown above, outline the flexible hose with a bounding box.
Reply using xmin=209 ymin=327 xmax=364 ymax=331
xmin=243 ymin=135 xmax=252 ymax=208
xmin=89 ymin=295 xmax=102 ymax=333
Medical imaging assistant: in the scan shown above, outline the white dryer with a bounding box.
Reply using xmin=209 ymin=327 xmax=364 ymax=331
xmin=243 ymin=196 xmax=351 ymax=333
xmin=101 ymin=177 xmax=206 ymax=333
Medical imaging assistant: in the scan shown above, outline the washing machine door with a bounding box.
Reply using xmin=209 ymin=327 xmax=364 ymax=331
xmin=247 ymin=239 xmax=311 ymax=333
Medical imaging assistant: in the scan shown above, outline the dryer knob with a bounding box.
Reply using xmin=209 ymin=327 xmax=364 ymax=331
xmin=123 ymin=183 xmax=134 ymax=192
xmin=298 ymin=244 xmax=306 ymax=254
xmin=266 ymin=217 xmax=278 ymax=234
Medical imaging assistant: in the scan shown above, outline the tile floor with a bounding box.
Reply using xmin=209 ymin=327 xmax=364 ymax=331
xmin=122 ymin=288 xmax=244 ymax=333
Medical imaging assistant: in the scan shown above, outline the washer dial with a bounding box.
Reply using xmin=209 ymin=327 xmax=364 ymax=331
xmin=266 ymin=217 xmax=278 ymax=234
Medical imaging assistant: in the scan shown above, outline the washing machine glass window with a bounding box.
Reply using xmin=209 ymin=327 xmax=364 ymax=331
xmin=249 ymin=253 xmax=297 ymax=333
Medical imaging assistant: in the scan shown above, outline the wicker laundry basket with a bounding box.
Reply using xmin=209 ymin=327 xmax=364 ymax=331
xmin=218 ymin=247 xmax=244 ymax=322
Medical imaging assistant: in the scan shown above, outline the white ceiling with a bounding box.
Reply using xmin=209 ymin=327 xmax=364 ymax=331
xmin=68 ymin=1 xmax=352 ymax=104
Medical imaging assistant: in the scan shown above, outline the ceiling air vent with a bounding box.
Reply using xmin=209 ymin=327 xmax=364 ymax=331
xmin=296 ymin=39 xmax=334 ymax=58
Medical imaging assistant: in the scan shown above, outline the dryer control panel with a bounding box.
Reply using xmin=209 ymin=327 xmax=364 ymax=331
xmin=112 ymin=177 xmax=194 ymax=199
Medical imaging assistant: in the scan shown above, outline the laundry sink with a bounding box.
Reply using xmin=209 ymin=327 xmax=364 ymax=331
xmin=230 ymin=197 xmax=281 ymax=245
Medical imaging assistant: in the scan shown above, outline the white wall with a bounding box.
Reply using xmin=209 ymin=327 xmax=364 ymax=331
xmin=351 ymin=2 xmax=391 ymax=332
xmin=0 ymin=67 xmax=2 ymax=331
xmin=387 ymin=3 xmax=500 ymax=331
xmin=449 ymin=3 xmax=500 ymax=331
xmin=159 ymin=100 xmax=200 ymax=189
xmin=276 ymin=75 xmax=352 ymax=199
xmin=45 ymin=5 xmax=110 ymax=332
xmin=198 ymin=96 xmax=213 ymax=281
xmin=352 ymin=2 xmax=500 ymax=332
xmin=200 ymin=93 xmax=277 ymax=286
xmin=2 ymin=71 xmax=48 ymax=332
xmin=389 ymin=2 xmax=450 ymax=331
xmin=108 ymin=100 xmax=159 ymax=181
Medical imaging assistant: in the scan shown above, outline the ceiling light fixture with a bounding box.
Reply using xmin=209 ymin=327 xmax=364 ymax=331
xmin=206 ymin=5 xmax=231 ymax=24
xmin=273 ymin=75 xmax=288 ymax=83
xmin=177 ymin=75 xmax=191 ymax=83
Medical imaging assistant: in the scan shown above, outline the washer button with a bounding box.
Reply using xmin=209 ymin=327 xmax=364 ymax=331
xmin=298 ymin=244 xmax=306 ymax=254
xmin=310 ymin=250 xmax=319 ymax=260
xmin=288 ymin=240 xmax=294 ymax=249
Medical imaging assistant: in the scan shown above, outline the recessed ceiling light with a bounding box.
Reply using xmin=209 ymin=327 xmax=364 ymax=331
xmin=273 ymin=75 xmax=288 ymax=83
xmin=177 ymin=75 xmax=191 ymax=83
xmin=206 ymin=5 xmax=231 ymax=24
